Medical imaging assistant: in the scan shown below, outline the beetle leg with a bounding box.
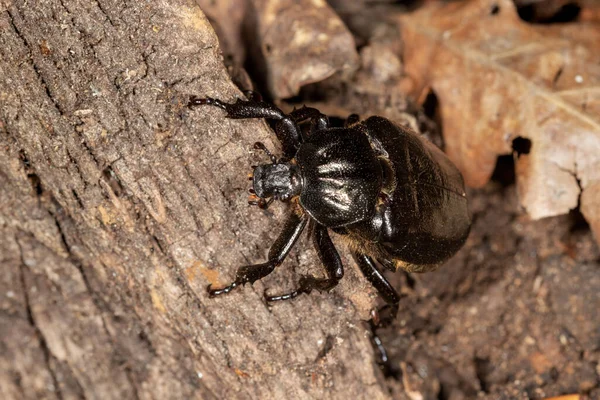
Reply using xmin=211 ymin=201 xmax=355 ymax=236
xmin=242 ymin=89 xmax=262 ymax=102
xmin=207 ymin=211 xmax=308 ymax=297
xmin=189 ymin=96 xmax=302 ymax=158
xmin=353 ymin=252 xmax=400 ymax=375
xmin=253 ymin=141 xmax=278 ymax=164
xmin=344 ymin=114 xmax=360 ymax=128
xmin=353 ymin=252 xmax=400 ymax=310
xmin=265 ymin=224 xmax=344 ymax=302
xmin=289 ymin=106 xmax=329 ymax=134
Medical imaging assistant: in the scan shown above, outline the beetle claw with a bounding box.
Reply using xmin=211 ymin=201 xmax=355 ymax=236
xmin=188 ymin=96 xmax=208 ymax=107
xmin=207 ymin=282 xmax=238 ymax=297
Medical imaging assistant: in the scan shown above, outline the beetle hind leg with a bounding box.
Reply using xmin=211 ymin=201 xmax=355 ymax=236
xmin=353 ymin=253 xmax=400 ymax=312
xmin=265 ymin=224 xmax=344 ymax=303
xmin=353 ymin=252 xmax=401 ymax=375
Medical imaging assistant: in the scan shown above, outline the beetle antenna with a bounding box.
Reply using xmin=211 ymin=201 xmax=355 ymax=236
xmin=253 ymin=142 xmax=277 ymax=164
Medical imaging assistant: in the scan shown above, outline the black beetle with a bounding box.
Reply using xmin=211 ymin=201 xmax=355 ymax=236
xmin=189 ymin=93 xmax=471 ymax=320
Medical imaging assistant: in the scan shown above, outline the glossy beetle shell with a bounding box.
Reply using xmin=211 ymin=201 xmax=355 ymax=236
xmin=312 ymin=116 xmax=471 ymax=272
xmin=296 ymin=127 xmax=382 ymax=228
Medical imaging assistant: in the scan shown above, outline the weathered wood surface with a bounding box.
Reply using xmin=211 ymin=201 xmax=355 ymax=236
xmin=0 ymin=1 xmax=386 ymax=399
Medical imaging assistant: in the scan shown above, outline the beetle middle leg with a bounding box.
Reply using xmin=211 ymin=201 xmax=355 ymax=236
xmin=265 ymin=223 xmax=344 ymax=302
xmin=208 ymin=211 xmax=308 ymax=297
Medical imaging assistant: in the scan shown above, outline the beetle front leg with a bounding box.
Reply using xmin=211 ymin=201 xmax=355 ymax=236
xmin=189 ymin=96 xmax=302 ymax=158
xmin=265 ymin=223 xmax=343 ymax=302
xmin=207 ymin=211 xmax=308 ymax=297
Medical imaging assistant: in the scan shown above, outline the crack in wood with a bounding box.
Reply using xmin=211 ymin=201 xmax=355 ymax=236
xmin=16 ymin=233 xmax=64 ymax=400
xmin=6 ymin=10 xmax=65 ymax=116
xmin=48 ymin=199 xmax=141 ymax=399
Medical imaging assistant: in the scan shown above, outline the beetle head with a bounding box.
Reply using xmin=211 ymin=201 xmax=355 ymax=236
xmin=253 ymin=162 xmax=302 ymax=201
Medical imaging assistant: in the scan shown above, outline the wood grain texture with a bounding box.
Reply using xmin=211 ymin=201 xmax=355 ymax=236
xmin=0 ymin=1 xmax=386 ymax=398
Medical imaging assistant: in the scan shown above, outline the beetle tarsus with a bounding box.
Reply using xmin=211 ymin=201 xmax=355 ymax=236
xmin=264 ymin=274 xmax=340 ymax=303
xmin=368 ymin=319 xmax=399 ymax=377
xmin=207 ymin=282 xmax=238 ymax=297
xmin=264 ymin=288 xmax=306 ymax=302
xmin=368 ymin=307 xmax=401 ymax=377
xmin=188 ymin=96 xmax=207 ymax=107
xmin=207 ymin=262 xmax=277 ymax=298
xmin=189 ymin=96 xmax=225 ymax=109
xmin=369 ymin=319 xmax=389 ymax=364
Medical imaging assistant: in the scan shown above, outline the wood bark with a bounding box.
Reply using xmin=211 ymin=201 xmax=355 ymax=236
xmin=0 ymin=1 xmax=387 ymax=399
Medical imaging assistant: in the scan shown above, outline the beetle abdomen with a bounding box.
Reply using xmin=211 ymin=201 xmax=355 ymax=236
xmin=361 ymin=117 xmax=471 ymax=268
xmin=297 ymin=128 xmax=383 ymax=228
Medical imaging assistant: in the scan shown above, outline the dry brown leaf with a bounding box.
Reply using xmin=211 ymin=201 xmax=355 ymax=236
xmin=542 ymin=395 xmax=580 ymax=400
xmin=398 ymin=0 xmax=600 ymax=242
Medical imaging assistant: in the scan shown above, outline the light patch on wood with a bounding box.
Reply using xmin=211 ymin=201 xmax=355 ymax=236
xmin=185 ymin=260 xmax=202 ymax=282
xmin=97 ymin=205 xmax=117 ymax=226
xmin=199 ymin=263 xmax=221 ymax=287
xmin=347 ymin=291 xmax=376 ymax=321
xmin=150 ymin=265 xmax=168 ymax=314
xmin=234 ymin=368 xmax=250 ymax=378
xmin=138 ymin=178 xmax=167 ymax=224
xmin=179 ymin=6 xmax=211 ymax=32
xmin=150 ymin=289 xmax=167 ymax=314
xmin=185 ymin=260 xmax=222 ymax=287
